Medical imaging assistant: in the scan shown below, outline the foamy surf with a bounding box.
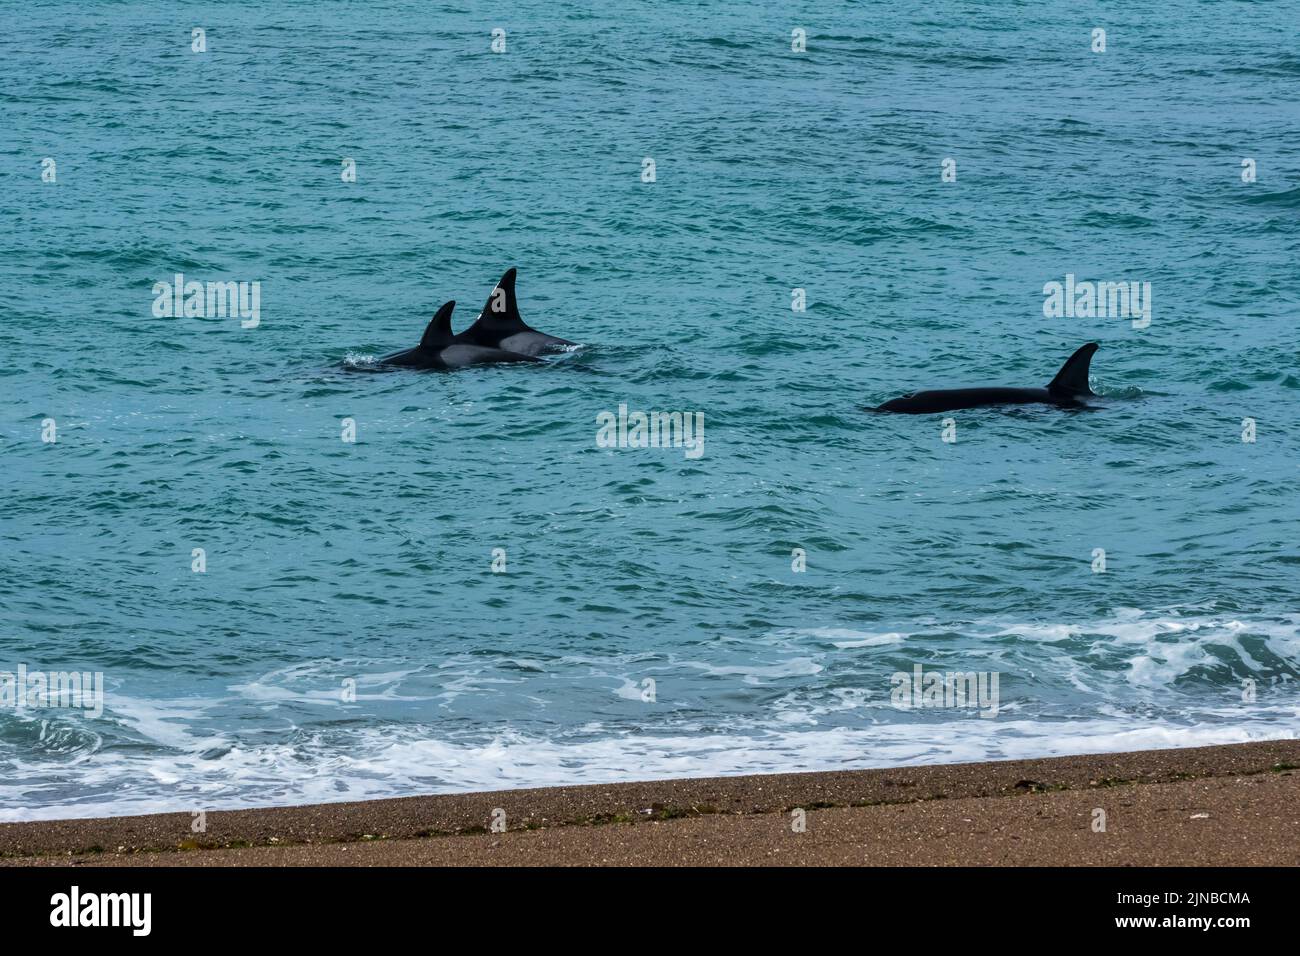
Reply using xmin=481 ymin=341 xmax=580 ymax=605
xmin=2 ymin=609 xmax=1295 ymax=821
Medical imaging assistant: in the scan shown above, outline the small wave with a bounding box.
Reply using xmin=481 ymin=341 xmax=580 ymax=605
xmin=690 ymin=37 xmax=754 ymax=50
xmin=1241 ymin=187 xmax=1300 ymax=207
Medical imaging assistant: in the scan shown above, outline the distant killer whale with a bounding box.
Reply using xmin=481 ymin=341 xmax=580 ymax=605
xmin=456 ymin=267 xmax=576 ymax=356
xmin=378 ymin=300 xmax=541 ymax=370
xmin=874 ymin=343 xmax=1100 ymax=414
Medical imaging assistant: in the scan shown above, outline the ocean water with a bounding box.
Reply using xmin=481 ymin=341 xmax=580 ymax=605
xmin=2 ymin=1 xmax=1298 ymax=820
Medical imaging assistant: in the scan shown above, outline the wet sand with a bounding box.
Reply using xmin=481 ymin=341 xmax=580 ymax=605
xmin=2 ymin=739 xmax=1296 ymax=866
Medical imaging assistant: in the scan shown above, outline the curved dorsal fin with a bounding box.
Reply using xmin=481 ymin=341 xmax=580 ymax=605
xmin=1048 ymin=342 xmax=1099 ymax=396
xmin=420 ymin=300 xmax=456 ymax=348
xmin=472 ymin=268 xmax=527 ymax=330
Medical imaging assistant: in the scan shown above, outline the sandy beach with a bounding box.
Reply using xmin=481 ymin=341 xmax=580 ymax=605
xmin=1 ymin=739 xmax=1295 ymax=866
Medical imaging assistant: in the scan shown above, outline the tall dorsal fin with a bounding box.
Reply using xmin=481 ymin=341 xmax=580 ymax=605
xmin=420 ymin=300 xmax=456 ymax=348
xmin=1047 ymin=342 xmax=1099 ymax=396
xmin=473 ymin=268 xmax=527 ymax=330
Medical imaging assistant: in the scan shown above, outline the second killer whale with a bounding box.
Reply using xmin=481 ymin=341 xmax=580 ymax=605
xmin=455 ymin=267 xmax=576 ymax=357
xmin=874 ymin=343 xmax=1101 ymax=414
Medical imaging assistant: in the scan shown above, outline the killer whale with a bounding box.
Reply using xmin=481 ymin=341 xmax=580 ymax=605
xmin=456 ymin=268 xmax=576 ymax=356
xmin=378 ymin=300 xmax=541 ymax=370
xmin=874 ymin=343 xmax=1100 ymax=414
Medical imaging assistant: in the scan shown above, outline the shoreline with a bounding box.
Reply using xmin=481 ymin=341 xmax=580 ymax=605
xmin=2 ymin=739 xmax=1296 ymax=866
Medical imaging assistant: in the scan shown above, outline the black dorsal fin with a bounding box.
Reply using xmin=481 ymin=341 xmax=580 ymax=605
xmin=473 ymin=268 xmax=527 ymax=330
xmin=420 ymin=301 xmax=456 ymax=348
xmin=1048 ymin=342 xmax=1099 ymax=396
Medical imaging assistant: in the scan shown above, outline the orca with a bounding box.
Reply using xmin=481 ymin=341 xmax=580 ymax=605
xmin=874 ymin=343 xmax=1100 ymax=414
xmin=378 ymin=300 xmax=541 ymax=370
xmin=456 ymin=268 xmax=576 ymax=356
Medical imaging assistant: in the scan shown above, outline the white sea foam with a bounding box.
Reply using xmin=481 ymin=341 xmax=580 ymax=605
xmin=3 ymin=715 xmax=1295 ymax=822
xmin=2 ymin=610 xmax=1296 ymax=821
xmin=231 ymin=664 xmax=430 ymax=704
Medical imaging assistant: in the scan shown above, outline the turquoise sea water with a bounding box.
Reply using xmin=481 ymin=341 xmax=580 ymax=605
xmin=2 ymin=1 xmax=1298 ymax=819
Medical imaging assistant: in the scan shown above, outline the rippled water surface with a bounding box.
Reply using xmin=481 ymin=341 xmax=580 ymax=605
xmin=2 ymin=1 xmax=1298 ymax=818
